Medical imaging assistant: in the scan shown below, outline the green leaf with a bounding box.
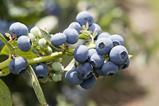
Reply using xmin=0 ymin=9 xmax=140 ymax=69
xmin=0 ymin=54 xmax=11 ymax=76
xmin=0 ymin=55 xmax=11 ymax=70
xmin=0 ymin=54 xmax=9 ymax=62
xmin=1 ymin=40 xmax=37 ymax=59
xmin=27 ymin=65 xmax=47 ymax=106
xmin=79 ymin=32 xmax=91 ymax=40
xmin=0 ymin=79 xmax=12 ymax=106
xmin=0 ymin=33 xmax=15 ymax=54
xmin=0 ymin=67 xmax=10 ymax=77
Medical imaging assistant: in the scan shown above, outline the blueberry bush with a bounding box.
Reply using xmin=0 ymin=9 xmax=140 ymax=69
xmin=0 ymin=10 xmax=132 ymax=105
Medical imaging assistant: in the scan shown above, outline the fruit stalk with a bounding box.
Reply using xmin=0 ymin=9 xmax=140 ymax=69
xmin=28 ymin=51 xmax=63 ymax=65
xmin=0 ymin=52 xmax=63 ymax=70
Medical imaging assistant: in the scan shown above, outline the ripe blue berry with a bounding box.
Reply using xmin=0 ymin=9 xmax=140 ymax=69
xmin=89 ymin=23 xmax=102 ymax=35
xmin=76 ymin=62 xmax=93 ymax=80
xmin=68 ymin=22 xmax=82 ymax=33
xmin=101 ymin=61 xmax=119 ymax=76
xmin=110 ymin=34 xmax=124 ymax=46
xmin=63 ymin=28 xmax=79 ymax=44
xmin=88 ymin=48 xmax=97 ymax=58
xmin=9 ymin=57 xmax=27 ymax=75
xmin=89 ymin=53 xmax=104 ymax=68
xmin=76 ymin=11 xmax=94 ymax=26
xmin=74 ymin=45 xmax=89 ymax=63
xmin=18 ymin=36 xmax=32 ymax=52
xmin=51 ymin=33 xmax=66 ymax=46
xmin=119 ymin=58 xmax=130 ymax=69
xmin=9 ymin=22 xmax=28 ymax=37
xmin=97 ymin=32 xmax=110 ymax=39
xmin=95 ymin=69 xmax=104 ymax=76
xmin=109 ymin=45 xmax=128 ymax=65
xmin=95 ymin=38 xmax=113 ymax=55
xmin=65 ymin=69 xmax=82 ymax=85
xmin=80 ymin=75 xmax=96 ymax=89
xmin=33 ymin=63 xmax=48 ymax=78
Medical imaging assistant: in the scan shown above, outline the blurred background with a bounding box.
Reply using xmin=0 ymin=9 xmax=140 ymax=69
xmin=1 ymin=0 xmax=159 ymax=106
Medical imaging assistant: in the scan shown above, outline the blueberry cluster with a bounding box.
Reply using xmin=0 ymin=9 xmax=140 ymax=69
xmin=64 ymin=11 xmax=130 ymax=89
xmin=0 ymin=11 xmax=130 ymax=89
xmin=50 ymin=23 xmax=80 ymax=46
xmin=8 ymin=22 xmax=49 ymax=77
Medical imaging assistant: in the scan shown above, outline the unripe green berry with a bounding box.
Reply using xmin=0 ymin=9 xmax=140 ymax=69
xmin=30 ymin=26 xmax=42 ymax=37
xmin=38 ymin=38 xmax=47 ymax=47
xmin=52 ymin=62 xmax=63 ymax=73
xmin=52 ymin=73 xmax=62 ymax=82
xmin=46 ymin=46 xmax=53 ymax=54
xmin=28 ymin=33 xmax=36 ymax=41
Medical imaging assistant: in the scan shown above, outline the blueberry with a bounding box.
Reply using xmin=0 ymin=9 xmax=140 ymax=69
xmin=33 ymin=63 xmax=48 ymax=78
xmin=18 ymin=36 xmax=32 ymax=52
xmin=109 ymin=45 xmax=128 ymax=65
xmin=68 ymin=22 xmax=82 ymax=33
xmin=119 ymin=57 xmax=130 ymax=69
xmin=51 ymin=33 xmax=66 ymax=46
xmin=65 ymin=69 xmax=82 ymax=85
xmin=88 ymin=48 xmax=97 ymax=58
xmin=63 ymin=28 xmax=79 ymax=44
xmin=101 ymin=61 xmax=119 ymax=76
xmin=9 ymin=57 xmax=27 ymax=75
xmin=76 ymin=11 xmax=94 ymax=26
xmin=89 ymin=23 xmax=102 ymax=35
xmin=89 ymin=53 xmax=104 ymax=68
xmin=95 ymin=38 xmax=113 ymax=55
xmin=97 ymin=32 xmax=110 ymax=39
xmin=9 ymin=22 xmax=28 ymax=37
xmin=76 ymin=62 xmax=93 ymax=80
xmin=74 ymin=45 xmax=89 ymax=63
xmin=95 ymin=69 xmax=104 ymax=76
xmin=110 ymin=34 xmax=124 ymax=46
xmin=80 ymin=75 xmax=96 ymax=89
